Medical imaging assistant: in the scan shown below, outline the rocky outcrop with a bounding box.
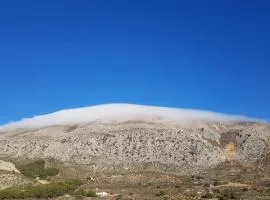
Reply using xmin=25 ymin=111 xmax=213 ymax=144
xmin=0 ymin=160 xmax=20 ymax=173
xmin=0 ymin=173 xmax=32 ymax=190
xmin=236 ymin=125 xmax=270 ymax=163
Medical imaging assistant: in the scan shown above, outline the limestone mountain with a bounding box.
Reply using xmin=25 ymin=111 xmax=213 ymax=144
xmin=0 ymin=104 xmax=269 ymax=174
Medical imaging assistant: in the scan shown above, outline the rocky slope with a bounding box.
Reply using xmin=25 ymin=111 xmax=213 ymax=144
xmin=0 ymin=104 xmax=269 ymax=174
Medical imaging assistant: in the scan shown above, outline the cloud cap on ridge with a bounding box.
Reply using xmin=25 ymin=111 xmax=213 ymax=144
xmin=0 ymin=103 xmax=263 ymax=131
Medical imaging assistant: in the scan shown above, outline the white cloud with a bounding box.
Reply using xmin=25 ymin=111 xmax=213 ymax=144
xmin=0 ymin=103 xmax=262 ymax=131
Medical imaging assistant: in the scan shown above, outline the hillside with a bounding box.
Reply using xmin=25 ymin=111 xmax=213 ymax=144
xmin=0 ymin=104 xmax=269 ymax=199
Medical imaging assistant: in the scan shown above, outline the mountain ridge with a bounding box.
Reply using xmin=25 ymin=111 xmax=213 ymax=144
xmin=0 ymin=104 xmax=269 ymax=177
xmin=0 ymin=103 xmax=264 ymax=132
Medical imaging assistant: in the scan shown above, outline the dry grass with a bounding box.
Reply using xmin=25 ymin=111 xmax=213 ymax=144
xmin=1 ymin=159 xmax=270 ymax=199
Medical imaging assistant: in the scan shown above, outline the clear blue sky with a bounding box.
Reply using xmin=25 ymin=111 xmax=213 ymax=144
xmin=0 ymin=0 xmax=269 ymax=124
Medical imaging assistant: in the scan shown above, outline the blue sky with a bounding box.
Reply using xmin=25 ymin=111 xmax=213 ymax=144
xmin=0 ymin=0 xmax=269 ymax=124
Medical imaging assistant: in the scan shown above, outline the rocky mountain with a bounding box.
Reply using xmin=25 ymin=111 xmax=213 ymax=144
xmin=0 ymin=104 xmax=269 ymax=174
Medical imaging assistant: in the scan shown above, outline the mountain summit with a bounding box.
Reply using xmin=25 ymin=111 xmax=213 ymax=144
xmin=0 ymin=104 xmax=258 ymax=131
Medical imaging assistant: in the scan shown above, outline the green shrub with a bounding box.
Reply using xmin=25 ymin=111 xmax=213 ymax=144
xmin=0 ymin=179 xmax=83 ymax=199
xmin=45 ymin=167 xmax=60 ymax=177
xmin=16 ymin=159 xmax=59 ymax=179
xmin=74 ymin=189 xmax=97 ymax=197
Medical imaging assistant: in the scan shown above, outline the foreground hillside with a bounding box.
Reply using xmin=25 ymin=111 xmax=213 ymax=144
xmin=0 ymin=104 xmax=269 ymax=199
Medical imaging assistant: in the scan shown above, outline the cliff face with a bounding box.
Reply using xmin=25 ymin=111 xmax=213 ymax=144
xmin=0 ymin=120 xmax=269 ymax=174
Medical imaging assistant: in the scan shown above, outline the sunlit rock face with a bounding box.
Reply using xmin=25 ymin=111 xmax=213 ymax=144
xmin=0 ymin=104 xmax=269 ymax=174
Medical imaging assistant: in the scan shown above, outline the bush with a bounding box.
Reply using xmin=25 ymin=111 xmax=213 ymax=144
xmin=16 ymin=159 xmax=59 ymax=179
xmin=202 ymin=193 xmax=215 ymax=199
xmin=217 ymin=195 xmax=230 ymax=200
xmin=45 ymin=167 xmax=60 ymax=177
xmin=218 ymin=189 xmax=238 ymax=199
xmin=115 ymin=195 xmax=133 ymax=200
xmin=156 ymin=190 xmax=166 ymax=196
xmin=264 ymin=181 xmax=270 ymax=187
xmin=74 ymin=189 xmax=97 ymax=197
xmin=0 ymin=179 xmax=83 ymax=199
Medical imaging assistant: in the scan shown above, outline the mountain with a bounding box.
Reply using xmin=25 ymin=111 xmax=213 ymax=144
xmin=0 ymin=104 xmax=269 ymax=174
